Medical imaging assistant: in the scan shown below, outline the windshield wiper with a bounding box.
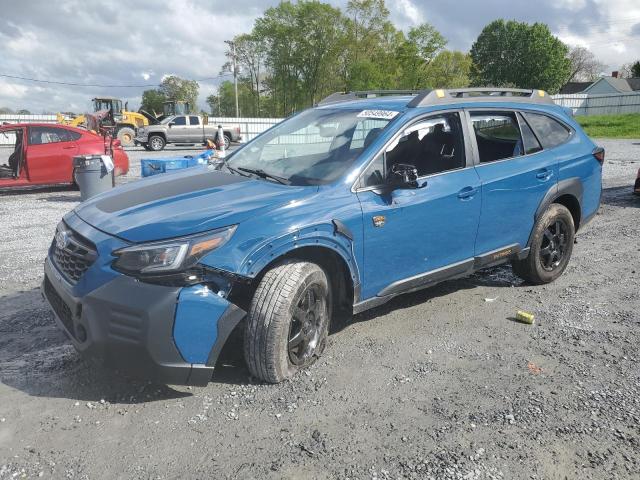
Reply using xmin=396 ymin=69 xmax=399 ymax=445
xmin=237 ymin=167 xmax=290 ymax=185
xmin=212 ymin=157 xmax=247 ymax=177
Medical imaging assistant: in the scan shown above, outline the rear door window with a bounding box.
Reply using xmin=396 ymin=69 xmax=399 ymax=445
xmin=470 ymin=112 xmax=523 ymax=163
xmin=517 ymin=113 xmax=543 ymax=155
xmin=189 ymin=116 xmax=200 ymax=126
xmin=522 ymin=112 xmax=570 ymax=149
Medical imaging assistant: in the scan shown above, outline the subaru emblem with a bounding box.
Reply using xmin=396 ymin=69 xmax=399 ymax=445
xmin=55 ymin=230 xmax=69 ymax=249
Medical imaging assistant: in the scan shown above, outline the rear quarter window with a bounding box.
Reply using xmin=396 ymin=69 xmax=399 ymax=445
xmin=523 ymin=112 xmax=571 ymax=149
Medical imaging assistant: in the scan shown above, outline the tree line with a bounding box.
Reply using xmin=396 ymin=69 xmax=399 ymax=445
xmin=140 ymin=1 xmax=639 ymax=118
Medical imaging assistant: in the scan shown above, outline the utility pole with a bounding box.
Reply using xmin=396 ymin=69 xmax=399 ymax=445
xmin=232 ymin=41 xmax=239 ymax=118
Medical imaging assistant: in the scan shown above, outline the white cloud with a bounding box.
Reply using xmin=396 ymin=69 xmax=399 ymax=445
xmin=0 ymin=80 xmax=29 ymax=99
xmin=395 ymin=0 xmax=424 ymax=26
xmin=1 ymin=0 xmax=639 ymax=113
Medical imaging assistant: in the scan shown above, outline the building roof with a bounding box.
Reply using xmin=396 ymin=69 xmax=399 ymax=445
xmin=561 ymin=77 xmax=640 ymax=95
xmin=626 ymin=78 xmax=640 ymax=91
xmin=584 ymin=76 xmax=634 ymax=93
xmin=559 ymin=82 xmax=592 ymax=94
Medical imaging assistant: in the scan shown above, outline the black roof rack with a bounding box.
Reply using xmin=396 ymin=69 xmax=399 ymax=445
xmin=317 ymin=88 xmax=554 ymax=107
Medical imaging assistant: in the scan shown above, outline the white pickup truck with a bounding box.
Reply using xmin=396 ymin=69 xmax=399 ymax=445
xmin=134 ymin=114 xmax=242 ymax=151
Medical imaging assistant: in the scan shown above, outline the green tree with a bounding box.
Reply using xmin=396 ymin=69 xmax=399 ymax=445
xmin=209 ymin=81 xmax=247 ymax=117
xmin=16 ymin=109 xmax=31 ymax=114
xmin=253 ymin=1 xmax=347 ymax=115
xmin=423 ymin=50 xmax=471 ymax=88
xmin=342 ymin=0 xmax=400 ymax=90
xmin=396 ymin=23 xmax=447 ymax=89
xmin=140 ymin=89 xmax=166 ymax=115
xmin=470 ymin=19 xmax=571 ymax=93
xmin=631 ymin=61 xmax=640 ymax=78
xmin=159 ymin=76 xmax=200 ymax=112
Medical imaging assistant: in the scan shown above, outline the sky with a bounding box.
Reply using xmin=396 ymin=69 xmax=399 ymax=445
xmin=1 ymin=0 xmax=639 ymax=113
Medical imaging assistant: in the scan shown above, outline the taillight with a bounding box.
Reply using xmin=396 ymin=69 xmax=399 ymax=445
xmin=593 ymin=147 xmax=605 ymax=165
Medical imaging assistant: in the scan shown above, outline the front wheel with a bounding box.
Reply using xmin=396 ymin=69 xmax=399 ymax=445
xmin=512 ymin=203 xmax=575 ymax=284
xmin=148 ymin=135 xmax=166 ymax=151
xmin=244 ymin=260 xmax=331 ymax=383
xmin=116 ymin=127 xmax=135 ymax=147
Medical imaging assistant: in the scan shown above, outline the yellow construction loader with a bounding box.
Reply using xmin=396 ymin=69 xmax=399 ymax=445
xmin=57 ymin=97 xmax=158 ymax=146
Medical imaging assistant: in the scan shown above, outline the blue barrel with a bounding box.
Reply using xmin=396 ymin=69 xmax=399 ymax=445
xmin=141 ymin=158 xmax=190 ymax=177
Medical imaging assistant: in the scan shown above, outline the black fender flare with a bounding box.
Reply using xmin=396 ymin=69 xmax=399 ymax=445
xmin=527 ymin=178 xmax=583 ymax=248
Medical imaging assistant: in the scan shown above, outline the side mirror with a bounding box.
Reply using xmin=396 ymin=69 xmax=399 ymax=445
xmin=168 ymin=122 xmax=175 ymax=128
xmin=388 ymin=163 xmax=419 ymax=189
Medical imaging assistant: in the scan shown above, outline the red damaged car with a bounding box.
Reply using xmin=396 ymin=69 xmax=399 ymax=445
xmin=0 ymin=123 xmax=129 ymax=190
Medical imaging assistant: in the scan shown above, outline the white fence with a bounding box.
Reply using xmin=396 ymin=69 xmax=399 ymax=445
xmin=551 ymin=92 xmax=640 ymax=116
xmin=207 ymin=116 xmax=281 ymax=142
xmin=0 ymin=113 xmax=57 ymax=125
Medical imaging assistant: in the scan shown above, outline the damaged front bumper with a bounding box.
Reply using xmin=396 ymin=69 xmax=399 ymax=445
xmin=42 ymin=257 xmax=245 ymax=386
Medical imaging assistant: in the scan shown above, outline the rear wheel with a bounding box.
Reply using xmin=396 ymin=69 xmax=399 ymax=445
xmin=148 ymin=135 xmax=166 ymax=151
xmin=223 ymin=134 xmax=231 ymax=150
xmin=512 ymin=203 xmax=575 ymax=284
xmin=244 ymin=260 xmax=331 ymax=383
xmin=116 ymin=127 xmax=135 ymax=147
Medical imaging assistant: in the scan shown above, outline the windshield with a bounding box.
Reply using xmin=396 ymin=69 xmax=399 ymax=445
xmin=226 ymin=108 xmax=394 ymax=185
xmin=160 ymin=116 xmax=175 ymax=124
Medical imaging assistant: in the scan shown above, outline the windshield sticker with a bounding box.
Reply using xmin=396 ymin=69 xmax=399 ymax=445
xmin=357 ymin=109 xmax=399 ymax=120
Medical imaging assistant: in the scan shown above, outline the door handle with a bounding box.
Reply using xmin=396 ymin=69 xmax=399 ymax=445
xmin=457 ymin=186 xmax=478 ymax=200
xmin=536 ymin=169 xmax=553 ymax=180
xmin=62 ymin=145 xmax=76 ymax=150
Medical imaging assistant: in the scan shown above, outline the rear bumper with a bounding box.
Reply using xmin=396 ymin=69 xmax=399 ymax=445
xmin=42 ymin=257 xmax=245 ymax=386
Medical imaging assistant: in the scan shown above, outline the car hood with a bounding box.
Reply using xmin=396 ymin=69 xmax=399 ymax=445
xmin=74 ymin=167 xmax=311 ymax=243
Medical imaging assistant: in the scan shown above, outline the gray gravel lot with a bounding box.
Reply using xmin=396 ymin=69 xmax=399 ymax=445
xmin=0 ymin=141 xmax=639 ymax=479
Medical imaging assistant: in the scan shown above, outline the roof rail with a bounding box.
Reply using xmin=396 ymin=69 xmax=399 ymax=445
xmin=317 ymin=90 xmax=423 ymax=106
xmin=408 ymin=88 xmax=554 ymax=107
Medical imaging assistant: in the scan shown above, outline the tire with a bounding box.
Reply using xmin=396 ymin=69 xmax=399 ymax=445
xmin=148 ymin=135 xmax=166 ymax=151
xmin=223 ymin=134 xmax=231 ymax=150
xmin=512 ymin=203 xmax=575 ymax=285
xmin=116 ymin=127 xmax=135 ymax=147
xmin=244 ymin=260 xmax=331 ymax=383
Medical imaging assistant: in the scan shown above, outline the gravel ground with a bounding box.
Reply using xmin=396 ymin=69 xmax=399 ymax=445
xmin=0 ymin=141 xmax=639 ymax=480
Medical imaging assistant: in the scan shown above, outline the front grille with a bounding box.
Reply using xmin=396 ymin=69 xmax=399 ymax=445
xmin=44 ymin=277 xmax=76 ymax=339
xmin=50 ymin=224 xmax=97 ymax=284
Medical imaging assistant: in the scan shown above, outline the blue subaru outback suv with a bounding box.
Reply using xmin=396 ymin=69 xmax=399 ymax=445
xmin=43 ymin=88 xmax=603 ymax=385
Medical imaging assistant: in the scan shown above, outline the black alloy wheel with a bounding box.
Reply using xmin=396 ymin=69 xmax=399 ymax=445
xmin=288 ymin=284 xmax=328 ymax=366
xmin=539 ymin=218 xmax=569 ymax=271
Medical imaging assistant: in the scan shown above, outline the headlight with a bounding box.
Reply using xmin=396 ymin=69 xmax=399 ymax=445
xmin=112 ymin=225 xmax=237 ymax=275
